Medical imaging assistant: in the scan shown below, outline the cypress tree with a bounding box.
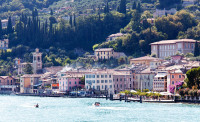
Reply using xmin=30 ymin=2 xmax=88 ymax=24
xmin=136 ymin=2 xmax=141 ymax=12
xmin=73 ymin=14 xmax=76 ymax=27
xmin=194 ymin=40 xmax=199 ymax=57
xmin=7 ymin=16 xmax=13 ymax=34
xmin=69 ymin=15 xmax=72 ymax=27
xmin=119 ymin=0 xmax=126 ymax=14
xmin=132 ymin=1 xmax=136 ymax=10
xmin=0 ymin=19 xmax=2 ymax=39
xmin=50 ymin=9 xmax=53 ymax=16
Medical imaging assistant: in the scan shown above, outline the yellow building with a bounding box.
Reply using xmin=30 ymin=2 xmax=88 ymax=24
xmin=20 ymin=74 xmax=42 ymax=93
xmin=130 ymin=56 xmax=162 ymax=66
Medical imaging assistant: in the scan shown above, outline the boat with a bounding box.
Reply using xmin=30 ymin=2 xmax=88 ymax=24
xmin=35 ymin=104 xmax=39 ymax=108
xmin=94 ymin=102 xmax=100 ymax=106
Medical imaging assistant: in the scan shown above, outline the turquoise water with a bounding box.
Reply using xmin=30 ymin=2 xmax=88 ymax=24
xmin=0 ymin=95 xmax=199 ymax=122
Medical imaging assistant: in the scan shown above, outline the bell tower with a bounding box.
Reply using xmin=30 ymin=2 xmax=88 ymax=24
xmin=32 ymin=48 xmax=42 ymax=74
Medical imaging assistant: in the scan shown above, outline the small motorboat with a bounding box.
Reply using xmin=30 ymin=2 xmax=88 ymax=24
xmin=35 ymin=104 xmax=39 ymax=108
xmin=94 ymin=102 xmax=100 ymax=106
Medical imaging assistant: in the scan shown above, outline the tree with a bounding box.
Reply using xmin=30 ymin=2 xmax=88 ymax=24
xmin=7 ymin=16 xmax=13 ymax=34
xmin=119 ymin=0 xmax=126 ymax=14
xmin=0 ymin=19 xmax=2 ymax=39
xmin=69 ymin=15 xmax=72 ymax=27
xmin=132 ymin=1 xmax=136 ymax=10
xmin=80 ymin=76 xmax=85 ymax=85
xmin=194 ymin=40 xmax=199 ymax=57
xmin=136 ymin=2 xmax=141 ymax=12
xmin=185 ymin=67 xmax=200 ymax=89
xmin=23 ymin=63 xmax=33 ymax=74
xmin=73 ymin=14 xmax=76 ymax=27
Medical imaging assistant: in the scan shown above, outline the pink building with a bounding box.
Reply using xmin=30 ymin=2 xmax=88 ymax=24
xmin=151 ymin=39 xmax=196 ymax=59
xmin=113 ymin=72 xmax=134 ymax=93
xmin=59 ymin=75 xmax=84 ymax=92
xmin=167 ymin=69 xmax=185 ymax=92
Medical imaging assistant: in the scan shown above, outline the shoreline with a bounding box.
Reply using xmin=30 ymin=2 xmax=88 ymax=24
xmin=2 ymin=93 xmax=200 ymax=105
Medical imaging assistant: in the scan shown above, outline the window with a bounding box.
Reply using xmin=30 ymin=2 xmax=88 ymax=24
xmin=109 ymin=75 xmax=111 ymax=78
xmin=179 ymin=75 xmax=181 ymax=78
xmin=120 ymin=78 xmax=122 ymax=81
xmin=105 ymin=85 xmax=107 ymax=90
xmin=120 ymin=84 xmax=122 ymax=88
xmin=92 ymin=75 xmax=95 ymax=78
xmin=172 ymin=81 xmax=174 ymax=85
xmin=11 ymin=80 xmax=12 ymax=85
xmin=191 ymin=44 xmax=194 ymax=49
xmin=69 ymin=82 xmax=71 ymax=84
xmin=110 ymin=85 xmax=112 ymax=88
xmin=105 ymin=75 xmax=107 ymax=78
xmin=105 ymin=80 xmax=108 ymax=83
xmin=172 ymin=75 xmax=174 ymax=78
xmin=102 ymin=85 xmax=103 ymax=89
xmin=97 ymin=75 xmax=99 ymax=78
xmin=93 ymin=86 xmax=95 ymax=89
xmin=86 ymin=75 xmax=89 ymax=78
xmin=93 ymin=80 xmax=95 ymax=83
xmin=101 ymin=75 xmax=104 ymax=78
xmin=89 ymin=75 xmax=91 ymax=78
xmin=109 ymin=80 xmax=112 ymax=83
xmin=75 ymin=82 xmax=76 ymax=84
xmin=69 ymin=87 xmax=71 ymax=90
xmin=97 ymin=80 xmax=100 ymax=83
xmin=101 ymin=80 xmax=104 ymax=83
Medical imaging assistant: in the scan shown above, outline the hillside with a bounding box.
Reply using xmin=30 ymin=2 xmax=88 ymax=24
xmin=0 ymin=0 xmax=199 ymax=75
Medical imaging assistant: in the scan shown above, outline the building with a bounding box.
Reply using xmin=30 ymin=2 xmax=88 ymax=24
xmin=20 ymin=74 xmax=42 ymax=93
xmin=17 ymin=62 xmax=32 ymax=75
xmin=130 ymin=56 xmax=162 ymax=66
xmin=0 ymin=76 xmax=16 ymax=92
xmin=182 ymin=0 xmax=195 ymax=7
xmin=113 ymin=71 xmax=134 ymax=93
xmin=1 ymin=19 xmax=8 ymax=28
xmin=94 ymin=48 xmax=126 ymax=60
xmin=106 ymin=33 xmax=125 ymax=42
xmin=153 ymin=8 xmax=177 ymax=18
xmin=32 ymin=48 xmax=42 ymax=74
xmin=58 ymin=74 xmax=83 ymax=92
xmin=153 ymin=71 xmax=168 ymax=92
xmin=167 ymin=69 xmax=185 ymax=92
xmin=85 ymin=70 xmax=114 ymax=94
xmin=151 ymin=39 xmax=196 ymax=59
xmin=0 ymin=39 xmax=9 ymax=49
xmin=134 ymin=68 xmax=156 ymax=91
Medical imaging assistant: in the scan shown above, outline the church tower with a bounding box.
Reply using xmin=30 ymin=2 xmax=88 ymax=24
xmin=32 ymin=48 xmax=42 ymax=74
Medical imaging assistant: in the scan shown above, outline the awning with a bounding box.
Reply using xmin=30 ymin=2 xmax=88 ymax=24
xmin=155 ymin=74 xmax=167 ymax=78
xmin=160 ymin=92 xmax=172 ymax=96
xmin=130 ymin=90 xmax=137 ymax=93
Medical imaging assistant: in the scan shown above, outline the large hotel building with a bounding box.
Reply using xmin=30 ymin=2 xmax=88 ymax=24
xmin=151 ymin=39 xmax=196 ymax=59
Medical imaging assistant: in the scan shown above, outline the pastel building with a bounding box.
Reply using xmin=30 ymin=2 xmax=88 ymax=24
xmin=0 ymin=76 xmax=16 ymax=92
xmin=85 ymin=70 xmax=114 ymax=94
xmin=113 ymin=71 xmax=134 ymax=93
xmin=94 ymin=48 xmax=126 ymax=60
xmin=130 ymin=56 xmax=162 ymax=66
xmin=151 ymin=39 xmax=196 ymax=59
xmin=20 ymin=74 xmax=42 ymax=93
xmin=167 ymin=69 xmax=185 ymax=92
xmin=153 ymin=71 xmax=168 ymax=92
xmin=134 ymin=68 xmax=156 ymax=90
xmin=58 ymin=75 xmax=83 ymax=92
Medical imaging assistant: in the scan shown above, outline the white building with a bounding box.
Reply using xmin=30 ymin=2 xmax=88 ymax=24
xmin=153 ymin=8 xmax=177 ymax=18
xmin=151 ymin=39 xmax=196 ymax=59
xmin=85 ymin=70 xmax=114 ymax=94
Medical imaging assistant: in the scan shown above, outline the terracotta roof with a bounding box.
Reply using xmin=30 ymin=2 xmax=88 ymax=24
xmin=150 ymin=39 xmax=196 ymax=45
xmin=130 ymin=56 xmax=162 ymax=61
xmin=95 ymin=48 xmax=113 ymax=52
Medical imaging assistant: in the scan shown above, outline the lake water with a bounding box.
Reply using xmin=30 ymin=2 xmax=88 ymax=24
xmin=0 ymin=95 xmax=199 ymax=122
